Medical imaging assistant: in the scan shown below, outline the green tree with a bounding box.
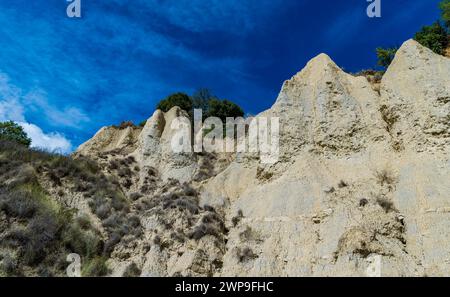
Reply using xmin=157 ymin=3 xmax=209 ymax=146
xmin=155 ymin=89 xmax=245 ymax=123
xmin=192 ymin=88 xmax=216 ymax=115
xmin=156 ymin=92 xmax=193 ymax=113
xmin=440 ymin=0 xmax=450 ymax=28
xmin=207 ymin=99 xmax=244 ymax=122
xmin=414 ymin=22 xmax=448 ymax=55
xmin=376 ymin=47 xmax=398 ymax=68
xmin=0 ymin=121 xmax=31 ymax=147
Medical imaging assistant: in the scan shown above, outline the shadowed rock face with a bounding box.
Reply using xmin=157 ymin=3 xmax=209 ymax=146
xmin=73 ymin=39 xmax=450 ymax=277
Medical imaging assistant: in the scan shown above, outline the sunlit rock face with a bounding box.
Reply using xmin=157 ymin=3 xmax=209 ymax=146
xmin=75 ymin=39 xmax=450 ymax=277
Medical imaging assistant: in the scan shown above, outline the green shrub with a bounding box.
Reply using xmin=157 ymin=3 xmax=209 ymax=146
xmin=156 ymin=93 xmax=192 ymax=113
xmin=0 ymin=254 xmax=18 ymax=276
xmin=440 ymin=0 xmax=450 ymax=28
xmin=0 ymin=190 xmax=39 ymax=219
xmin=376 ymin=47 xmax=398 ymax=68
xmin=62 ymin=224 xmax=102 ymax=258
xmin=155 ymin=89 xmax=245 ymax=123
xmin=23 ymin=212 xmax=59 ymax=265
xmin=82 ymin=257 xmax=109 ymax=277
xmin=414 ymin=22 xmax=448 ymax=55
xmin=192 ymin=88 xmax=214 ymax=113
xmin=0 ymin=121 xmax=31 ymax=147
xmin=207 ymin=99 xmax=244 ymax=122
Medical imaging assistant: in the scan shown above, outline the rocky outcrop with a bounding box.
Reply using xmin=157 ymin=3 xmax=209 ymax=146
xmin=202 ymin=40 xmax=450 ymax=277
xmin=381 ymin=39 xmax=450 ymax=152
xmin=74 ymin=39 xmax=450 ymax=277
xmin=265 ymin=53 xmax=388 ymax=157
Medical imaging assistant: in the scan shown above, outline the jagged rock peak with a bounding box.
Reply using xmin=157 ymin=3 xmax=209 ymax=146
xmin=381 ymin=39 xmax=450 ymax=152
xmin=268 ymin=51 xmax=386 ymax=156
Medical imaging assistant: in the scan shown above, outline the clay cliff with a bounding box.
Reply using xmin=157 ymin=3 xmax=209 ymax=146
xmin=3 ymin=39 xmax=447 ymax=277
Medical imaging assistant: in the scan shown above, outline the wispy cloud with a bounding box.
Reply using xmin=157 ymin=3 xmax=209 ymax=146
xmin=23 ymin=89 xmax=90 ymax=129
xmin=0 ymin=0 xmax=441 ymax=149
xmin=106 ymin=0 xmax=283 ymax=34
xmin=0 ymin=72 xmax=73 ymax=153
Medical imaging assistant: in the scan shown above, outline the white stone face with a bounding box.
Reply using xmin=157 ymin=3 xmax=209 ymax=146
xmin=78 ymin=39 xmax=450 ymax=276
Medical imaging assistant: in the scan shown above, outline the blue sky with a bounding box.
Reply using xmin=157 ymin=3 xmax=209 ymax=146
xmin=0 ymin=0 xmax=443 ymax=152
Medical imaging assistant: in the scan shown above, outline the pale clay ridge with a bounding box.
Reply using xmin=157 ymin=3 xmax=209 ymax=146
xmin=76 ymin=39 xmax=450 ymax=277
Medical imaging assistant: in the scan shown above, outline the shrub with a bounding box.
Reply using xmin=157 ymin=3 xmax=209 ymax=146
xmin=235 ymin=247 xmax=257 ymax=263
xmin=380 ymin=105 xmax=398 ymax=133
xmin=376 ymin=47 xmax=398 ymax=69
xmin=232 ymin=209 xmax=244 ymax=227
xmin=1 ymin=254 xmax=18 ymax=276
xmin=175 ymin=197 xmax=199 ymax=214
xmin=353 ymin=69 xmax=384 ymax=84
xmin=414 ymin=22 xmax=448 ymax=55
xmin=338 ymin=180 xmax=348 ymax=188
xmin=376 ymin=196 xmax=397 ymax=213
xmin=157 ymin=93 xmax=192 ymax=113
xmin=0 ymin=190 xmax=38 ymax=219
xmin=207 ymin=99 xmax=244 ymax=122
xmin=123 ymin=262 xmax=141 ymax=277
xmin=0 ymin=121 xmax=31 ymax=147
xmin=440 ymin=0 xmax=450 ymax=28
xmin=156 ymin=90 xmax=245 ymax=124
xmin=375 ymin=170 xmax=396 ymax=188
xmin=62 ymin=224 xmax=101 ymax=258
xmin=82 ymin=257 xmax=109 ymax=277
xmin=75 ymin=214 xmax=92 ymax=230
xmin=203 ymin=204 xmax=215 ymax=212
xmin=95 ymin=203 xmax=112 ymax=220
xmin=129 ymin=192 xmax=142 ymax=201
xmin=103 ymin=233 xmax=121 ymax=255
xmin=127 ymin=215 xmax=141 ymax=228
xmin=153 ymin=235 xmax=161 ymax=246
xmin=117 ymin=167 xmax=132 ymax=178
xmin=109 ymin=160 xmax=120 ymax=170
xmin=116 ymin=121 xmax=135 ymax=129
xmin=23 ymin=213 xmax=59 ymax=265
xmin=192 ymin=88 xmax=215 ymax=113
xmin=359 ymin=198 xmax=369 ymax=207
xmin=189 ymin=223 xmax=219 ymax=240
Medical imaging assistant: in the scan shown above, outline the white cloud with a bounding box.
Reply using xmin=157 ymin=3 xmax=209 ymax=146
xmin=19 ymin=122 xmax=72 ymax=154
xmin=0 ymin=73 xmax=26 ymax=122
xmin=23 ymin=89 xmax=90 ymax=129
xmin=0 ymin=72 xmax=74 ymax=153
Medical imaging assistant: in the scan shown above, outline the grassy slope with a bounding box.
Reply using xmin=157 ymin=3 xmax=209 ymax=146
xmin=0 ymin=140 xmax=139 ymax=276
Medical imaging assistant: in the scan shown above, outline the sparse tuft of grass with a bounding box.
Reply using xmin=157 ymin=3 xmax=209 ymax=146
xmin=82 ymin=257 xmax=109 ymax=277
xmin=375 ymin=169 xmax=396 ymax=189
xmin=338 ymin=180 xmax=348 ymax=188
xmin=235 ymin=247 xmax=258 ymax=263
xmin=376 ymin=196 xmax=397 ymax=213
xmin=123 ymin=262 xmax=141 ymax=277
xmin=232 ymin=209 xmax=244 ymax=227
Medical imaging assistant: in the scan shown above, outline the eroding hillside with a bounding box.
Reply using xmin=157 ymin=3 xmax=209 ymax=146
xmin=1 ymin=39 xmax=449 ymax=277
